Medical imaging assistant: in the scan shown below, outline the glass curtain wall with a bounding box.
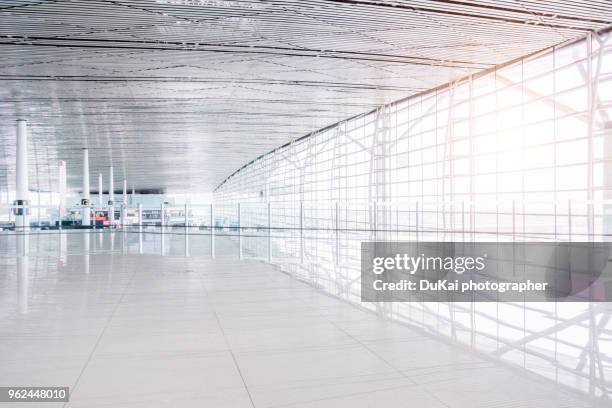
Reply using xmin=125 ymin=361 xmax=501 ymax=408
xmin=214 ymin=30 xmax=612 ymax=396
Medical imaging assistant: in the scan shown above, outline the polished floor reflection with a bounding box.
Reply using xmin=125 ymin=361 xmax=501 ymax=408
xmin=0 ymin=231 xmax=608 ymax=407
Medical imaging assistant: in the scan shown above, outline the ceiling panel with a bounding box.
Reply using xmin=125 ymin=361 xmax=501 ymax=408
xmin=0 ymin=0 xmax=610 ymax=193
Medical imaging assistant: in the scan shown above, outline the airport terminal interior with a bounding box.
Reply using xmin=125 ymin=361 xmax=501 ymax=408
xmin=1 ymin=1 xmax=612 ymax=407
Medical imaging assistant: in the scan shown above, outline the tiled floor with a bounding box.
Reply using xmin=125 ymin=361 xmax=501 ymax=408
xmin=0 ymin=231 xmax=607 ymax=407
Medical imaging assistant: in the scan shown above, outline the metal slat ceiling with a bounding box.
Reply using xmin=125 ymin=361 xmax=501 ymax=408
xmin=0 ymin=0 xmax=610 ymax=194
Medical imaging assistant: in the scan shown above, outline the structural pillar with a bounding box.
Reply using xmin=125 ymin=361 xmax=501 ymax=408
xmin=138 ymin=203 xmax=143 ymax=254
xmin=185 ymin=202 xmax=189 ymax=228
xmin=14 ymin=119 xmax=29 ymax=230
xmin=98 ymin=173 xmax=103 ymax=209
xmin=160 ymin=204 xmax=165 ymax=257
xmin=160 ymin=203 xmax=165 ymax=228
xmin=122 ymin=179 xmax=127 ymax=226
xmin=58 ymin=160 xmax=66 ymax=228
xmin=137 ymin=203 xmax=143 ymax=230
xmin=81 ymin=148 xmax=91 ymax=226
xmin=108 ymin=167 xmax=114 ymax=225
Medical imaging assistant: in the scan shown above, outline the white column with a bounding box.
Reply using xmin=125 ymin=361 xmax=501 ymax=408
xmin=121 ymin=179 xmax=127 ymax=227
xmin=98 ymin=173 xmax=103 ymax=209
xmin=15 ymin=119 xmax=29 ymax=230
xmin=81 ymin=148 xmax=91 ymax=226
xmin=160 ymin=203 xmax=165 ymax=256
xmin=137 ymin=203 xmax=143 ymax=230
xmin=58 ymin=160 xmax=66 ymax=227
xmin=58 ymin=203 xmax=62 ymax=231
xmin=109 ymin=167 xmax=114 ymax=224
xmin=160 ymin=203 xmax=165 ymax=229
xmin=37 ymin=188 xmax=41 ymax=226
xmin=184 ymin=201 xmax=189 ymax=257
xmin=210 ymin=204 xmax=214 ymax=234
xmin=184 ymin=202 xmax=189 ymax=228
